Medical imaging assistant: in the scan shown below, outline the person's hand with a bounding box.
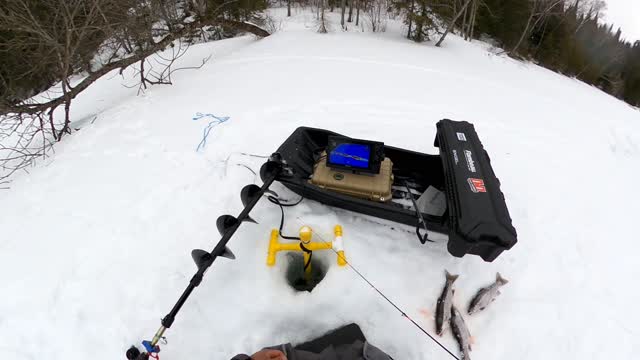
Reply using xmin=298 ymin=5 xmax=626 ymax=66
xmin=251 ymin=349 xmax=287 ymax=360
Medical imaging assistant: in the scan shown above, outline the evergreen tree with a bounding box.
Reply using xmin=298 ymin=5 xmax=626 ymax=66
xmin=430 ymin=0 xmax=640 ymax=106
xmin=622 ymin=42 xmax=640 ymax=105
xmin=390 ymin=0 xmax=439 ymax=42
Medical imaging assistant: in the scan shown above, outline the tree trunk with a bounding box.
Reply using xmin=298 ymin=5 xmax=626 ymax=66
xmin=49 ymin=109 xmax=58 ymax=141
xmin=287 ymin=0 xmax=291 ymax=16
xmin=220 ymin=19 xmax=271 ymax=37
xmin=58 ymin=98 xmax=71 ymax=140
xmin=341 ymin=0 xmax=347 ymax=29
xmin=461 ymin=2 xmax=468 ymax=39
xmin=319 ymin=0 xmax=328 ymax=33
xmin=436 ymin=0 xmax=473 ymax=47
xmin=510 ymin=9 xmax=535 ymax=55
xmin=348 ymin=0 xmax=354 ymax=22
xmin=355 ymin=0 xmax=360 ymax=26
xmin=468 ymin=0 xmax=478 ymax=40
xmin=414 ymin=3 xmax=426 ymax=42
xmin=407 ymin=0 xmax=415 ymax=39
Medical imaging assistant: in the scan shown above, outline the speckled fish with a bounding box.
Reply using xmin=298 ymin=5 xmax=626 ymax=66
xmin=435 ymin=270 xmax=459 ymax=335
xmin=467 ymin=272 xmax=509 ymax=315
xmin=450 ymin=305 xmax=472 ymax=360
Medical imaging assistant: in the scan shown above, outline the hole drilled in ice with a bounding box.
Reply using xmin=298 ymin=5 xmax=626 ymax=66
xmin=285 ymin=253 xmax=327 ymax=292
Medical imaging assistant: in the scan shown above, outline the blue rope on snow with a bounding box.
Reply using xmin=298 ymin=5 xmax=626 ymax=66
xmin=192 ymin=112 xmax=230 ymax=152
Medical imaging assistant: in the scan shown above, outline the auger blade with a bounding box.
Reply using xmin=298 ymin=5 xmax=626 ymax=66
xmin=217 ymin=246 xmax=236 ymax=260
xmin=245 ymin=216 xmax=258 ymax=224
xmin=191 ymin=249 xmax=211 ymax=269
xmin=216 ymin=215 xmax=239 ymax=236
xmin=240 ymin=184 xmax=262 ymax=207
xmin=260 ymin=159 xmax=282 ymax=180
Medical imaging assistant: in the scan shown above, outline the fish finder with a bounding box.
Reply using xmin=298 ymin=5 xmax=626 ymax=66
xmin=326 ymin=136 xmax=385 ymax=174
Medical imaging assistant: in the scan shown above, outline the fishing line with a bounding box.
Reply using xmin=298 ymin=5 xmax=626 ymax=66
xmin=292 ymin=216 xmax=461 ymax=360
xmin=254 ymin=161 xmax=459 ymax=359
xmin=266 ymin=195 xmax=314 ymax=271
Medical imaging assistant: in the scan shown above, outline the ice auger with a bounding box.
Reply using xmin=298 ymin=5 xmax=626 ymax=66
xmin=125 ymin=153 xmax=288 ymax=360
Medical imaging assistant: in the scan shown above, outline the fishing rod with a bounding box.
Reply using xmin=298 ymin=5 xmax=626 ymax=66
xmin=126 ymin=154 xmax=286 ymax=360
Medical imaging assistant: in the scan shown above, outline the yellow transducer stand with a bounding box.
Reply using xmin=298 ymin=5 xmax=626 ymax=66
xmin=267 ymin=225 xmax=347 ymax=275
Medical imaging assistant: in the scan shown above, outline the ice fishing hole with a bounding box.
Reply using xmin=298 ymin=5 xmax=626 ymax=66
xmin=285 ymin=253 xmax=328 ymax=292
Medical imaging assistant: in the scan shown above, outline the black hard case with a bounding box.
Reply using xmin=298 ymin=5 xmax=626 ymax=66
xmin=261 ymin=120 xmax=517 ymax=261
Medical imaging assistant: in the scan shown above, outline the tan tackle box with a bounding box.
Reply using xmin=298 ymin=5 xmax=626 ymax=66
xmin=309 ymin=154 xmax=393 ymax=202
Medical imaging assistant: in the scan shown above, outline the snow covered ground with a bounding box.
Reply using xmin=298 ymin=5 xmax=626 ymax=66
xmin=1 ymin=7 xmax=639 ymax=360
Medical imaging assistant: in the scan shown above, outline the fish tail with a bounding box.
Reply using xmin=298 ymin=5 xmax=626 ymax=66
xmin=445 ymin=270 xmax=459 ymax=282
xmin=462 ymin=347 xmax=471 ymax=360
xmin=496 ymin=272 xmax=509 ymax=285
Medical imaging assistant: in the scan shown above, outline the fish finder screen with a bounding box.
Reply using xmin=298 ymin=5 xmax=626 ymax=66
xmin=328 ymin=143 xmax=371 ymax=169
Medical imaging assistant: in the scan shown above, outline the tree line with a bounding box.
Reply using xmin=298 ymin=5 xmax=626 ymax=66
xmin=446 ymin=0 xmax=640 ymax=106
xmin=1 ymin=0 xmax=638 ymax=181
xmin=296 ymin=0 xmax=640 ymax=106
xmin=3 ymin=0 xmax=638 ymax=111
xmin=330 ymin=0 xmax=639 ymax=106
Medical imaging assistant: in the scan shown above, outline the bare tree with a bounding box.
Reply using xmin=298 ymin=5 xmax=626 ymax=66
xmin=458 ymin=0 xmax=478 ymax=40
xmin=406 ymin=0 xmax=415 ymax=39
xmin=436 ymin=0 xmax=474 ymax=46
xmin=341 ymin=0 xmax=347 ymax=29
xmin=367 ymin=0 xmax=387 ymax=32
xmin=0 ymin=0 xmax=271 ymax=181
xmin=318 ymin=0 xmax=329 ymax=32
xmin=348 ymin=0 xmax=354 ymax=22
xmin=510 ymin=0 xmax=566 ymax=55
xmin=467 ymin=0 xmax=479 ymax=40
xmin=460 ymin=0 xmax=469 ymax=39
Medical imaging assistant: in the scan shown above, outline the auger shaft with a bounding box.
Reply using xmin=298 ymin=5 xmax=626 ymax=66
xmin=127 ymin=156 xmax=284 ymax=359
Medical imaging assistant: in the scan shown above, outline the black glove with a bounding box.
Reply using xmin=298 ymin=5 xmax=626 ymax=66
xmin=125 ymin=346 xmax=150 ymax=360
xmin=230 ymin=355 xmax=252 ymax=360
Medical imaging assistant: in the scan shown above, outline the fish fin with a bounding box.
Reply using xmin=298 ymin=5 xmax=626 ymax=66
xmin=445 ymin=270 xmax=459 ymax=282
xmin=467 ymin=302 xmax=475 ymax=315
xmin=418 ymin=308 xmax=431 ymax=319
xmin=496 ymin=272 xmax=509 ymax=285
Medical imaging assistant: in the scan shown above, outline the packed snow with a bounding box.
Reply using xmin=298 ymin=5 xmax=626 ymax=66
xmin=1 ymin=8 xmax=639 ymax=360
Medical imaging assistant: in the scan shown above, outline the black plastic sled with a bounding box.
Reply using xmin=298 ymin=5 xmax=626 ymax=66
xmin=260 ymin=120 xmax=517 ymax=262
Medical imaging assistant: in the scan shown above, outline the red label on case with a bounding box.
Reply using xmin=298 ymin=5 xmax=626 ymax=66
xmin=467 ymin=178 xmax=486 ymax=193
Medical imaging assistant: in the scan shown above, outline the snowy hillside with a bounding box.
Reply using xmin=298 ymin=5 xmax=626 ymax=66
xmin=1 ymin=8 xmax=639 ymax=360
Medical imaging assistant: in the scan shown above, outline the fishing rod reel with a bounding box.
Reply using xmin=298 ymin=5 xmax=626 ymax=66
xmin=125 ymin=153 xmax=289 ymax=359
